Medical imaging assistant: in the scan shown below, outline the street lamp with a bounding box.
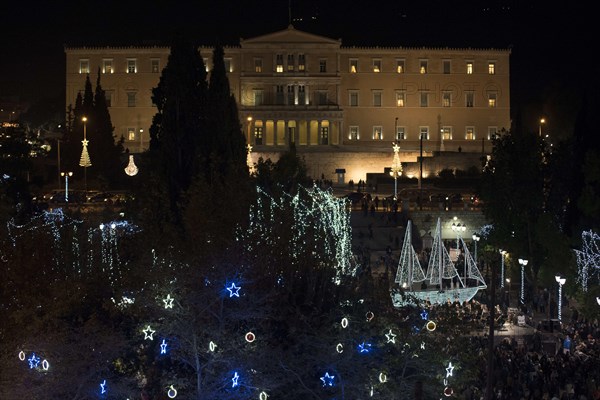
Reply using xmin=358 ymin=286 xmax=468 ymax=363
xmin=246 ymin=116 xmax=253 ymax=143
xmin=506 ymin=278 xmax=511 ymax=306
xmin=539 ymin=118 xmax=546 ymax=137
xmin=451 ymin=221 xmax=466 ymax=251
xmin=79 ymin=116 xmax=92 ymax=193
xmin=390 ymin=142 xmax=402 ymax=200
xmin=60 ymin=171 xmax=73 ymax=202
xmin=555 ymin=275 xmax=566 ymax=321
xmin=518 ymin=258 xmax=528 ymax=305
xmin=472 ymin=233 xmax=480 ymax=264
xmin=499 ymin=249 xmax=506 ymax=288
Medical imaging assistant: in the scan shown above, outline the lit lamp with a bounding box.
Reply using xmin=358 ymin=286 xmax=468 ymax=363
xmin=61 ymin=171 xmax=73 ymax=202
xmin=124 ymin=155 xmax=139 ymax=176
xmin=555 ymin=275 xmax=566 ymax=321
xmin=390 ymin=142 xmax=403 ymax=200
xmin=539 ymin=118 xmax=546 ymax=137
xmin=518 ymin=258 xmax=528 ymax=305
xmin=506 ymin=278 xmax=511 ymax=305
xmin=472 ymin=233 xmax=480 ymax=264
xmin=451 ymin=221 xmax=466 ymax=251
xmin=596 ymin=297 xmax=600 ymax=306
xmin=79 ymin=116 xmax=92 ymax=193
xmin=499 ymin=249 xmax=507 ymax=288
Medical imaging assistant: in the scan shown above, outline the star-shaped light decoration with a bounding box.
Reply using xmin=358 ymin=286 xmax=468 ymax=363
xmin=232 ymin=371 xmax=239 ymax=387
xmin=28 ymin=353 xmax=41 ymax=369
xmin=420 ymin=309 xmax=429 ymax=320
xmin=163 ymin=294 xmax=174 ymax=309
xmin=100 ymin=379 xmax=107 ymax=394
xmin=446 ymin=362 xmax=454 ymax=378
xmin=357 ymin=341 xmax=372 ymax=353
xmin=385 ymin=329 xmax=397 ymax=344
xmin=226 ymin=282 xmax=241 ymax=298
xmin=160 ymin=339 xmax=168 ymax=354
xmin=320 ymin=372 xmax=335 ymax=387
xmin=143 ymin=325 xmax=156 ymax=340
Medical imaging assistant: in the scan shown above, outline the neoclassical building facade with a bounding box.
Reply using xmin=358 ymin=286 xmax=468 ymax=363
xmin=65 ymin=25 xmax=510 ymax=184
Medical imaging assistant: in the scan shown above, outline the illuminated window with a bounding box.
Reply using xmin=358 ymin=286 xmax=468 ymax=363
xmin=127 ymin=92 xmax=136 ymax=107
xmin=466 ymin=127 xmax=475 ymax=140
xmin=420 ymin=92 xmax=428 ymax=107
xmin=396 ymin=126 xmax=406 ymax=140
xmin=151 ymin=59 xmax=160 ymax=73
xmin=349 ymin=91 xmax=359 ymax=107
xmin=443 ymin=60 xmax=451 ymax=74
xmin=396 ymin=92 xmax=405 ymax=107
xmin=488 ymin=62 xmax=496 ymax=75
xmin=79 ymin=59 xmax=90 ymax=74
xmin=298 ymin=54 xmax=305 ymax=71
xmin=224 ymin=59 xmax=232 ymax=73
xmin=442 ymin=92 xmax=451 ymax=107
xmin=420 ymin=60 xmax=428 ymax=74
xmin=420 ymin=126 xmax=429 ymax=140
xmin=254 ymin=58 xmax=262 ymax=73
xmin=320 ymin=122 xmax=329 ymax=145
xmin=276 ymin=54 xmax=283 ymax=72
xmin=373 ymin=91 xmax=382 ymax=107
xmin=396 ymin=60 xmax=405 ymax=73
xmin=102 ymin=59 xmax=113 ymax=74
xmin=254 ymin=126 xmax=263 ymax=145
xmin=350 ymin=59 xmax=358 ymax=73
xmin=488 ymin=93 xmax=497 ymax=108
xmin=373 ymin=126 xmax=383 ymax=140
xmin=127 ymin=128 xmax=136 ymax=141
xmin=349 ymin=126 xmax=359 ymax=140
xmin=127 ymin=59 xmax=137 ymax=73
xmin=319 ymin=59 xmax=327 ymax=73
xmin=466 ymin=61 xmax=473 ymax=74
xmin=253 ymin=89 xmax=264 ymax=106
xmin=441 ymin=127 xmax=452 ymax=140
xmin=373 ymin=59 xmax=381 ymax=73
xmin=287 ymin=54 xmax=294 ymax=71
xmin=466 ymin=92 xmax=474 ymax=108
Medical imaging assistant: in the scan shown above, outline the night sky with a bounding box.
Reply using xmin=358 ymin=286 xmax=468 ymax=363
xmin=1 ymin=0 xmax=592 ymax=138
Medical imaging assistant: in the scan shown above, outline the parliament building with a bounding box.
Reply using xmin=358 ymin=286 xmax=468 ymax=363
xmin=65 ymin=25 xmax=510 ymax=184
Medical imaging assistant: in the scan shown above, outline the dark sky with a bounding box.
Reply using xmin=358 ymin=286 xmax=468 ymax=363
xmin=1 ymin=0 xmax=592 ymax=138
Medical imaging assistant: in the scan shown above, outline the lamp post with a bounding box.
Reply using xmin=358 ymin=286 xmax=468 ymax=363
xmin=139 ymin=128 xmax=144 ymax=153
xmin=539 ymin=118 xmax=546 ymax=137
xmin=506 ymin=278 xmax=511 ymax=307
xmin=472 ymin=233 xmax=480 ymax=264
xmin=246 ymin=116 xmax=253 ymax=143
xmin=79 ymin=116 xmax=92 ymax=193
xmin=555 ymin=275 xmax=566 ymax=321
xmin=419 ymin=131 xmax=424 ymax=210
xmin=518 ymin=258 xmax=528 ymax=305
xmin=60 ymin=171 xmax=73 ymax=202
xmin=499 ymin=249 xmax=506 ymax=288
xmin=390 ymin=142 xmax=402 ymax=200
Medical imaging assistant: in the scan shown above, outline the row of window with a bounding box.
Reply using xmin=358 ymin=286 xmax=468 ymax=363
xmin=79 ymin=58 xmax=161 ymax=74
xmin=349 ymin=90 xmax=496 ymax=108
xmin=347 ymin=126 xmax=498 ymax=141
xmin=349 ymin=59 xmax=495 ymax=75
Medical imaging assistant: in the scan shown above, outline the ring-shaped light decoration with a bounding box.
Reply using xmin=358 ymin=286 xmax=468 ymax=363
xmin=379 ymin=372 xmax=387 ymax=383
xmin=209 ymin=341 xmax=217 ymax=352
xmin=444 ymin=386 xmax=453 ymax=397
xmin=365 ymin=311 xmax=374 ymax=322
xmin=42 ymin=359 xmax=50 ymax=371
xmin=426 ymin=320 xmax=437 ymax=331
xmin=341 ymin=317 xmax=348 ymax=328
xmin=245 ymin=332 xmax=256 ymax=343
xmin=167 ymin=385 xmax=177 ymax=398
xmin=259 ymin=391 xmax=269 ymax=400
xmin=336 ymin=343 xmax=344 ymax=353
xmin=18 ymin=351 xmax=25 ymax=361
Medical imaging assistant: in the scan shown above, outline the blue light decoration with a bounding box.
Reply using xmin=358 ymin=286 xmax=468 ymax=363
xmin=231 ymin=371 xmax=239 ymax=388
xmin=420 ymin=309 xmax=429 ymax=320
xmin=357 ymin=341 xmax=372 ymax=353
xmin=226 ymin=282 xmax=241 ymax=298
xmin=320 ymin=372 xmax=335 ymax=387
xmin=160 ymin=339 xmax=168 ymax=354
xmin=28 ymin=353 xmax=40 ymax=369
xmin=100 ymin=379 xmax=107 ymax=395
xmin=167 ymin=385 xmax=177 ymax=398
